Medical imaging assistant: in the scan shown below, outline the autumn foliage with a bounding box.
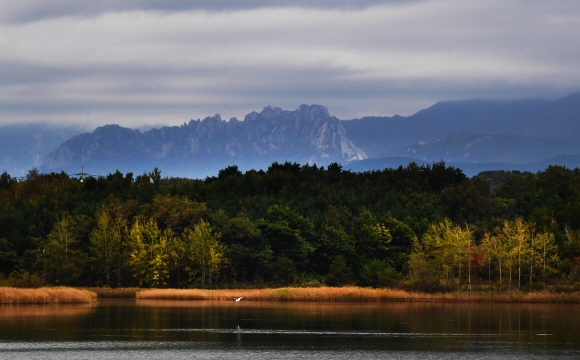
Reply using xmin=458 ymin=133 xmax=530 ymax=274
xmin=1 ymin=163 xmax=580 ymax=291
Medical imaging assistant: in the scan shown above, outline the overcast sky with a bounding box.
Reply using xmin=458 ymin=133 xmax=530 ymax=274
xmin=1 ymin=0 xmax=579 ymax=129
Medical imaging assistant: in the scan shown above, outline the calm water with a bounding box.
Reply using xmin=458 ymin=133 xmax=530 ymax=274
xmin=1 ymin=299 xmax=579 ymax=359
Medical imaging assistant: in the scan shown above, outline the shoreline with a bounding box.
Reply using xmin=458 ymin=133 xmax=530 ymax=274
xmin=135 ymin=287 xmax=580 ymax=304
xmin=2 ymin=286 xmax=580 ymax=304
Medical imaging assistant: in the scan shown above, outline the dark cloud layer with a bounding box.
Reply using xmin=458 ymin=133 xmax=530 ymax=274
xmin=0 ymin=1 xmax=578 ymax=128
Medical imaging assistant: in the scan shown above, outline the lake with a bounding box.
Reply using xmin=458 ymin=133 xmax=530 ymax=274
xmin=0 ymin=299 xmax=579 ymax=359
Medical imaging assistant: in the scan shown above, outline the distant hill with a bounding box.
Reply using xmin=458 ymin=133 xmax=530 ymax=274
xmin=342 ymin=93 xmax=580 ymax=158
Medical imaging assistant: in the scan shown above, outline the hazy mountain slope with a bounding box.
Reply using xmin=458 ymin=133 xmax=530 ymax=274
xmin=0 ymin=123 xmax=86 ymax=177
xmin=342 ymin=95 xmax=580 ymax=158
xmin=387 ymin=133 xmax=580 ymax=164
xmin=521 ymin=92 xmax=580 ymax=139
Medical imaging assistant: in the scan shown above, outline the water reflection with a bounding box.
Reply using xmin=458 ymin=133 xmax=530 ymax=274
xmin=0 ymin=299 xmax=579 ymax=358
xmin=0 ymin=303 xmax=95 ymax=317
xmin=135 ymin=300 xmax=580 ymax=339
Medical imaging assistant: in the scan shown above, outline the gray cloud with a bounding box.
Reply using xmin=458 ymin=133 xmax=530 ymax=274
xmin=0 ymin=0 xmax=579 ymax=128
xmin=0 ymin=0 xmax=417 ymax=23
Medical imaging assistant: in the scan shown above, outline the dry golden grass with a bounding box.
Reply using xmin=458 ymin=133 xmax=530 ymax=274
xmin=411 ymin=291 xmax=580 ymax=303
xmin=136 ymin=287 xmax=580 ymax=303
xmin=0 ymin=287 xmax=96 ymax=304
xmin=83 ymin=287 xmax=139 ymax=298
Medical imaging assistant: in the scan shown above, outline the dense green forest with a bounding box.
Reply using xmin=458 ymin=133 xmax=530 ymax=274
xmin=1 ymin=162 xmax=580 ymax=292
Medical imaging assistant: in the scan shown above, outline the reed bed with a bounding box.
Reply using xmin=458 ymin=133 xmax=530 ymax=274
xmin=136 ymin=287 xmax=580 ymax=303
xmin=0 ymin=287 xmax=96 ymax=304
xmin=83 ymin=287 xmax=140 ymax=298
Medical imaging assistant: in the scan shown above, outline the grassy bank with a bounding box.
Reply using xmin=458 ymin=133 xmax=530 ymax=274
xmin=83 ymin=287 xmax=140 ymax=298
xmin=136 ymin=287 xmax=580 ymax=303
xmin=2 ymin=286 xmax=578 ymax=304
xmin=0 ymin=287 xmax=96 ymax=304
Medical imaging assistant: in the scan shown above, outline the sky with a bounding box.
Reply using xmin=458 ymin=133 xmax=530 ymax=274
xmin=1 ymin=0 xmax=579 ymax=129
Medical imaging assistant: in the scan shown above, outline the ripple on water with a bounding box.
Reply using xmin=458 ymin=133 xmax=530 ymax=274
xmin=0 ymin=341 xmax=579 ymax=360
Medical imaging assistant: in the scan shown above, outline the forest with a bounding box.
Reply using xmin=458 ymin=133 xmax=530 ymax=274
xmin=1 ymin=162 xmax=580 ymax=292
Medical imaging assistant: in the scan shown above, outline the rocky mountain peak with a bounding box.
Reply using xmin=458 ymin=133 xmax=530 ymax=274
xmin=296 ymin=104 xmax=330 ymax=121
xmin=41 ymin=104 xmax=367 ymax=178
xmin=92 ymin=124 xmax=141 ymax=138
xmin=200 ymin=114 xmax=223 ymax=124
xmin=259 ymin=106 xmax=285 ymax=119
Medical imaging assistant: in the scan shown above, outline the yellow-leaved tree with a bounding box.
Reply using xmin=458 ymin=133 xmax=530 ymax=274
xmin=532 ymin=230 xmax=559 ymax=289
xmin=89 ymin=206 xmax=121 ymax=287
xmin=497 ymin=218 xmax=530 ymax=290
xmin=128 ymin=217 xmax=173 ymax=287
xmin=414 ymin=219 xmax=473 ymax=290
xmin=183 ymin=220 xmax=225 ymax=288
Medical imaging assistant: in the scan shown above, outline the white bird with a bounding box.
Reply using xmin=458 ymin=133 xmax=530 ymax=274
xmin=234 ymin=296 xmax=243 ymax=302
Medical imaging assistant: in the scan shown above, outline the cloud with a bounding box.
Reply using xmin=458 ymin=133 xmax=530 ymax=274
xmin=0 ymin=0 xmax=417 ymax=24
xmin=0 ymin=0 xmax=579 ymax=128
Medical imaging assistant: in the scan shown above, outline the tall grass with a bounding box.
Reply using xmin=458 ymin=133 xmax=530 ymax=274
xmin=136 ymin=287 xmax=580 ymax=303
xmin=0 ymin=287 xmax=96 ymax=304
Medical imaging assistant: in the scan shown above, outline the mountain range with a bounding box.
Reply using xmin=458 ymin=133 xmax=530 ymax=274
xmin=41 ymin=104 xmax=366 ymax=178
xmin=1 ymin=92 xmax=579 ymax=178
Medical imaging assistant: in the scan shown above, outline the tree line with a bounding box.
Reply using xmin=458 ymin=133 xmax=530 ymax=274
xmin=1 ymin=162 xmax=579 ymax=291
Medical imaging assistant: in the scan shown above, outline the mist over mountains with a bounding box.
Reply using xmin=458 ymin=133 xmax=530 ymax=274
xmin=2 ymin=92 xmax=580 ymax=178
xmin=0 ymin=123 xmax=86 ymax=177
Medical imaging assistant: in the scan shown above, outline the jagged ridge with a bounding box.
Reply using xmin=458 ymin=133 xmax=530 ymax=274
xmin=42 ymin=105 xmax=367 ymax=177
